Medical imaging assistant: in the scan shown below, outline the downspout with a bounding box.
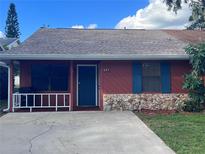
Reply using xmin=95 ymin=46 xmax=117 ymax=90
xmin=0 ymin=62 xmax=10 ymax=112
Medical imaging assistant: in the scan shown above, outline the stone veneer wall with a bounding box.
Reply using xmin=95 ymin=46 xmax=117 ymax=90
xmin=104 ymin=94 xmax=188 ymax=111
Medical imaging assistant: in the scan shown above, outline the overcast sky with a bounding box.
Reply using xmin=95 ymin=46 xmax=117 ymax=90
xmin=0 ymin=0 xmax=191 ymax=40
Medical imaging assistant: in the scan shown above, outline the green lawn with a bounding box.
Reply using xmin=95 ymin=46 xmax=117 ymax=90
xmin=136 ymin=112 xmax=205 ymax=154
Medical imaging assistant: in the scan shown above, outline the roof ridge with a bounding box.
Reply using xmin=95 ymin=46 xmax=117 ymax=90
xmin=39 ymin=27 xmax=172 ymax=31
xmin=41 ymin=27 xmax=147 ymax=30
xmin=40 ymin=27 xmax=205 ymax=31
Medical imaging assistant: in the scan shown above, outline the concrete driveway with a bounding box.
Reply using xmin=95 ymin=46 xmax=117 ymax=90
xmin=0 ymin=111 xmax=174 ymax=154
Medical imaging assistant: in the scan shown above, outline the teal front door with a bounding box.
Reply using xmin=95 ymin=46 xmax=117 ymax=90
xmin=77 ymin=65 xmax=97 ymax=107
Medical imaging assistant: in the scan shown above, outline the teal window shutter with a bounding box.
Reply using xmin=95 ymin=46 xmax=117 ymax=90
xmin=133 ymin=62 xmax=142 ymax=93
xmin=161 ymin=62 xmax=171 ymax=93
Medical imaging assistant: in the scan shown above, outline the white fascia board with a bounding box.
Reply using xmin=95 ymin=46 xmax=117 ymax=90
xmin=0 ymin=53 xmax=189 ymax=60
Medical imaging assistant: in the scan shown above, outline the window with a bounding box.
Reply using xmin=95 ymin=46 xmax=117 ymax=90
xmin=31 ymin=64 xmax=69 ymax=91
xmin=142 ymin=62 xmax=161 ymax=92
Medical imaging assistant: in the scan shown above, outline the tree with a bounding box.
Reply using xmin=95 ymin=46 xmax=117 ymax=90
xmin=164 ymin=0 xmax=205 ymax=11
xmin=188 ymin=1 xmax=205 ymax=29
xmin=164 ymin=0 xmax=205 ymax=29
xmin=5 ymin=3 xmax=20 ymax=38
xmin=183 ymin=43 xmax=205 ymax=112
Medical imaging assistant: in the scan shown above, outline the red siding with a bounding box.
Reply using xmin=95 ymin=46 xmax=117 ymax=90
xmin=100 ymin=61 xmax=132 ymax=94
xmin=9 ymin=61 xmax=14 ymax=111
xmin=100 ymin=60 xmax=191 ymax=94
xmin=20 ymin=61 xmax=31 ymax=88
xmin=69 ymin=61 xmax=74 ymax=110
xmin=171 ymin=61 xmax=191 ymax=93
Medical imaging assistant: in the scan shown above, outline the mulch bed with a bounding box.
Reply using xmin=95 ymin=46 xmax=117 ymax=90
xmin=134 ymin=109 xmax=177 ymax=116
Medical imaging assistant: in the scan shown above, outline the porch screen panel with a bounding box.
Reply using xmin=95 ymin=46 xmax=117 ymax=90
xmin=50 ymin=65 xmax=68 ymax=91
xmin=32 ymin=64 xmax=49 ymax=91
xmin=31 ymin=64 xmax=69 ymax=91
xmin=142 ymin=62 xmax=161 ymax=92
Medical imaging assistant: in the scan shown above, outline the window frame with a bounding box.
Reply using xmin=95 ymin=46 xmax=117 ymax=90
xmin=142 ymin=62 xmax=162 ymax=93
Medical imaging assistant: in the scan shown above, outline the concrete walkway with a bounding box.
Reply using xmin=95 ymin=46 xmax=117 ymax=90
xmin=0 ymin=111 xmax=175 ymax=154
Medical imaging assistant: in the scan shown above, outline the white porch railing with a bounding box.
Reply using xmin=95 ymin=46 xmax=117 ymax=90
xmin=12 ymin=93 xmax=71 ymax=112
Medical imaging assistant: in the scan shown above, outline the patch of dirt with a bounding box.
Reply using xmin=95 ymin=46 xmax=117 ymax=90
xmin=134 ymin=109 xmax=177 ymax=116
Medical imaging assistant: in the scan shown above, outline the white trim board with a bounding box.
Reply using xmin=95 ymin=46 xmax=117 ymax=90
xmin=0 ymin=53 xmax=189 ymax=60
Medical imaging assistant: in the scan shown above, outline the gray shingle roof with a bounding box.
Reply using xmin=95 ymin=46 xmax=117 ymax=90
xmin=0 ymin=28 xmax=205 ymax=60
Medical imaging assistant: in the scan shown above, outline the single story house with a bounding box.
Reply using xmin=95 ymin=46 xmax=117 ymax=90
xmin=0 ymin=28 xmax=205 ymax=112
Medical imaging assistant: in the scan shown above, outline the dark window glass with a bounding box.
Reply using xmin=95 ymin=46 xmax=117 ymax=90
xmin=31 ymin=64 xmax=68 ymax=91
xmin=142 ymin=63 xmax=161 ymax=92
xmin=32 ymin=77 xmax=49 ymax=91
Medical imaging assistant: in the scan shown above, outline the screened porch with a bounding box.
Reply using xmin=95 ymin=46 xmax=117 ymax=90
xmin=12 ymin=61 xmax=73 ymax=112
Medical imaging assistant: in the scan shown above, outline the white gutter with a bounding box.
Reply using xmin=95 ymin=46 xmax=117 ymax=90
xmin=0 ymin=62 xmax=10 ymax=112
xmin=0 ymin=53 xmax=190 ymax=60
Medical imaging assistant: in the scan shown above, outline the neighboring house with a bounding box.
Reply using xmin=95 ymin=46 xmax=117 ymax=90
xmin=0 ymin=37 xmax=20 ymax=100
xmin=0 ymin=28 xmax=204 ymax=112
xmin=0 ymin=38 xmax=20 ymax=50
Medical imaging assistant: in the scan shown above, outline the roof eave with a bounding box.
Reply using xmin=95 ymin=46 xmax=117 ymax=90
xmin=0 ymin=54 xmax=189 ymax=60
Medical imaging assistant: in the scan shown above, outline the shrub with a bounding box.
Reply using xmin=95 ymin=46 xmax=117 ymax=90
xmin=183 ymin=100 xmax=204 ymax=112
xmin=183 ymin=42 xmax=205 ymax=112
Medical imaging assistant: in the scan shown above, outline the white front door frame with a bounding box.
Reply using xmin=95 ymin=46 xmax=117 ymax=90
xmin=76 ymin=64 xmax=98 ymax=107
